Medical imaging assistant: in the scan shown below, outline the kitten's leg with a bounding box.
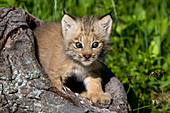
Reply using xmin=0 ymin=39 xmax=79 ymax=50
xmin=48 ymin=70 xmax=63 ymax=90
xmin=84 ymin=76 xmax=111 ymax=104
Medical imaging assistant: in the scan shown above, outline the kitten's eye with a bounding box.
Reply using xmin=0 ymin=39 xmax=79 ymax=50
xmin=92 ymin=42 xmax=99 ymax=48
xmin=75 ymin=42 xmax=83 ymax=48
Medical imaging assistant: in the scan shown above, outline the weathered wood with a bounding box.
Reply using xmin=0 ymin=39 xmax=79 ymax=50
xmin=0 ymin=6 xmax=131 ymax=113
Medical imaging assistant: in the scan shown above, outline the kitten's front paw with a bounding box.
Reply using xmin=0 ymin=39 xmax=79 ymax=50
xmin=88 ymin=92 xmax=111 ymax=105
xmin=80 ymin=91 xmax=87 ymax=97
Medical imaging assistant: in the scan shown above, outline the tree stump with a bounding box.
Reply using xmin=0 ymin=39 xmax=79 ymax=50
xmin=0 ymin=6 xmax=131 ymax=113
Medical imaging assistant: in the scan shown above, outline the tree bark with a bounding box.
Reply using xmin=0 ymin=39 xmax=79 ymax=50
xmin=0 ymin=6 xmax=131 ymax=113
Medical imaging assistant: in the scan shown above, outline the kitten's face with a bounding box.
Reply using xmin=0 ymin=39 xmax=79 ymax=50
xmin=61 ymin=14 xmax=112 ymax=66
xmin=68 ymin=34 xmax=105 ymax=66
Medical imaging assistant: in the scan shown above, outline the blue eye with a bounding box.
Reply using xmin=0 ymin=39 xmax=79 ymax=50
xmin=75 ymin=42 xmax=83 ymax=48
xmin=92 ymin=42 xmax=99 ymax=48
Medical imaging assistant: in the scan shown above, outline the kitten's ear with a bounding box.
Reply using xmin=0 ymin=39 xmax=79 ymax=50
xmin=61 ymin=13 xmax=76 ymax=36
xmin=99 ymin=13 xmax=113 ymax=35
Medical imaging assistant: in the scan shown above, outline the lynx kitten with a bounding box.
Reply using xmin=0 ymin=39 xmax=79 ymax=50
xmin=33 ymin=12 xmax=113 ymax=104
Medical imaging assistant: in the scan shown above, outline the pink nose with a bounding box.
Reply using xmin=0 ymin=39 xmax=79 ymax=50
xmin=83 ymin=54 xmax=91 ymax=59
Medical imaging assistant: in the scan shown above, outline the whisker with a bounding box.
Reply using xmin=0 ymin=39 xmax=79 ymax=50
xmin=95 ymin=59 xmax=103 ymax=68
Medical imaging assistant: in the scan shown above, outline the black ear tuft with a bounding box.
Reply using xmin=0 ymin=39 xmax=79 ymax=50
xmin=108 ymin=10 xmax=113 ymax=16
xmin=63 ymin=9 xmax=67 ymax=15
xmin=62 ymin=10 xmax=75 ymax=20
xmin=100 ymin=10 xmax=113 ymax=20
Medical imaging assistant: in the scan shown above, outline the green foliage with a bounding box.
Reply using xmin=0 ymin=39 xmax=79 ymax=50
xmin=1 ymin=0 xmax=170 ymax=112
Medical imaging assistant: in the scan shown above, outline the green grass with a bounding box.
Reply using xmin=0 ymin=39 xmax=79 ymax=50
xmin=1 ymin=0 xmax=170 ymax=112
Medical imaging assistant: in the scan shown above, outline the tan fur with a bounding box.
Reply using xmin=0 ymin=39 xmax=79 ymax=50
xmin=33 ymin=13 xmax=112 ymax=104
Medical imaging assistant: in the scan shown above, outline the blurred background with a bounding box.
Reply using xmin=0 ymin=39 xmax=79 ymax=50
xmin=0 ymin=0 xmax=170 ymax=112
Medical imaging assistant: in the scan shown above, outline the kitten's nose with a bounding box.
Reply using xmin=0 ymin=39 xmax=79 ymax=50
xmin=83 ymin=54 xmax=92 ymax=59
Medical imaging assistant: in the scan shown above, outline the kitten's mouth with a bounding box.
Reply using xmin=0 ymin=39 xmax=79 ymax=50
xmin=82 ymin=59 xmax=93 ymax=66
xmin=85 ymin=59 xmax=90 ymax=62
